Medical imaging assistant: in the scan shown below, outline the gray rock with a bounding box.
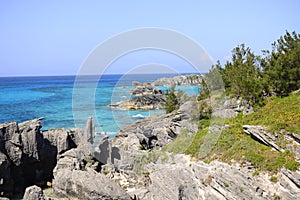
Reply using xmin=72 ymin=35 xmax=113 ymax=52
xmin=281 ymin=169 xmax=300 ymax=188
xmin=152 ymin=74 xmax=202 ymax=86
xmin=243 ymin=125 xmax=284 ymax=152
xmin=0 ymin=152 xmax=13 ymax=197
xmin=212 ymin=97 xmax=254 ymax=119
xmin=0 ymin=121 xmax=23 ymax=166
xmin=84 ymin=116 xmax=94 ymax=144
xmin=23 ymin=185 xmax=45 ymax=200
xmin=53 ymin=168 xmax=131 ymax=200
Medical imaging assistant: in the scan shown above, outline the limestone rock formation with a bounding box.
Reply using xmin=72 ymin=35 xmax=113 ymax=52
xmin=23 ymin=185 xmax=45 ymax=200
xmin=152 ymin=74 xmax=202 ymax=86
xmin=212 ymin=97 xmax=254 ymax=118
xmin=53 ymin=168 xmax=131 ymax=200
xmin=0 ymin=118 xmax=84 ymax=198
xmin=242 ymin=125 xmax=300 ymax=160
xmin=110 ymin=82 xmax=165 ymax=110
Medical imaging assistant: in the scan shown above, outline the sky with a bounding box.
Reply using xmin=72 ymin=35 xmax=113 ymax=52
xmin=0 ymin=0 xmax=300 ymax=76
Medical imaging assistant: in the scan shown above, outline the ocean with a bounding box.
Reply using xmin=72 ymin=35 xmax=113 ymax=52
xmin=0 ymin=74 xmax=199 ymax=135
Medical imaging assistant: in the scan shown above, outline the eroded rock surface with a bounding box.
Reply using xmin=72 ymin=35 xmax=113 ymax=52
xmin=152 ymin=74 xmax=202 ymax=86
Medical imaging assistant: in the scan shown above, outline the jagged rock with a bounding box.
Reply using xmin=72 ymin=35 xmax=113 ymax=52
xmin=0 ymin=117 xmax=91 ymax=197
xmin=53 ymin=143 xmax=96 ymax=175
xmin=84 ymin=116 xmax=94 ymax=144
xmin=19 ymin=118 xmax=44 ymax=163
xmin=281 ymin=169 xmax=300 ymax=188
xmin=53 ymin=168 xmax=131 ymax=200
xmin=152 ymin=74 xmax=202 ymax=86
xmin=212 ymin=97 xmax=254 ymax=118
xmin=23 ymin=185 xmax=45 ymax=200
xmin=0 ymin=152 xmax=13 ymax=197
xmin=42 ymin=128 xmax=79 ymax=156
xmin=111 ymin=91 xmax=165 ymax=110
xmin=243 ymin=125 xmax=284 ymax=152
xmin=139 ymin=155 xmax=300 ymax=200
xmin=0 ymin=121 xmax=23 ymax=166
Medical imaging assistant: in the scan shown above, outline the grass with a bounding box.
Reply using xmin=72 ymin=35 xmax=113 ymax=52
xmin=270 ymin=175 xmax=278 ymax=183
xmin=234 ymin=92 xmax=300 ymax=133
xmin=162 ymin=129 xmax=194 ymax=154
xmin=163 ymin=93 xmax=299 ymax=173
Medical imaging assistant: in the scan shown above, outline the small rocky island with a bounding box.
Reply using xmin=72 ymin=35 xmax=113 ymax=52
xmin=109 ymin=82 xmax=165 ymax=110
xmin=109 ymin=74 xmax=202 ymax=110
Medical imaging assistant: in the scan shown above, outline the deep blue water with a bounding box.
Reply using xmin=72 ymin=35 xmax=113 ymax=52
xmin=0 ymin=74 xmax=199 ymax=134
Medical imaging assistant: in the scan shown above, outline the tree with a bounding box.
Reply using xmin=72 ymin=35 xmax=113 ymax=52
xmin=261 ymin=31 xmax=300 ymax=96
xmin=223 ymin=44 xmax=263 ymax=104
xmin=165 ymin=85 xmax=179 ymax=113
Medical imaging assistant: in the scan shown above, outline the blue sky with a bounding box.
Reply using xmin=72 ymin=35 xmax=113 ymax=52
xmin=0 ymin=0 xmax=300 ymax=76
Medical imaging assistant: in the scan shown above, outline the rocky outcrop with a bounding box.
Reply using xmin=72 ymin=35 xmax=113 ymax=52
xmin=243 ymin=125 xmax=285 ymax=152
xmin=110 ymin=82 xmax=165 ymax=110
xmin=152 ymin=74 xmax=202 ymax=86
xmin=212 ymin=97 xmax=254 ymax=118
xmin=243 ymin=125 xmax=300 ymax=162
xmin=113 ymin=94 xmax=165 ymax=110
xmin=53 ymin=168 xmax=131 ymax=200
xmin=0 ymin=152 xmax=12 ymax=197
xmin=0 ymin=118 xmax=84 ymax=198
xmin=143 ymin=155 xmax=300 ymax=200
xmin=23 ymin=185 xmax=45 ymax=200
xmin=117 ymin=100 xmax=198 ymax=151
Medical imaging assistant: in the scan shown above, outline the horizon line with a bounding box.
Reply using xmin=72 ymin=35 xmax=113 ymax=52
xmin=0 ymin=72 xmax=202 ymax=78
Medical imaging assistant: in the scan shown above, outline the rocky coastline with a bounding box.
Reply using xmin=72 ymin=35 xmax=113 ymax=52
xmin=1 ymin=99 xmax=300 ymax=199
xmin=0 ymin=74 xmax=299 ymax=199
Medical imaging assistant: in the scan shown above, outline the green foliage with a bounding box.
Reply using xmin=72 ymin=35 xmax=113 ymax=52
xmin=223 ymin=44 xmax=263 ymax=104
xmin=270 ymin=176 xmax=278 ymax=183
xmin=238 ymin=92 xmax=300 ymax=133
xmin=83 ymin=157 xmax=93 ymax=164
xmin=198 ymin=101 xmax=212 ymax=121
xmin=198 ymin=79 xmax=210 ymax=101
xmin=262 ymin=31 xmax=300 ymax=96
xmin=285 ymin=160 xmax=299 ymax=171
xmin=204 ymin=61 xmax=225 ymax=91
xmin=165 ymin=85 xmax=179 ymax=113
xmin=204 ymin=30 xmax=300 ymax=107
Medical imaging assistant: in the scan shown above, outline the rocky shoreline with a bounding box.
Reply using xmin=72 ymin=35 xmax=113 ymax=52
xmin=1 ymin=98 xmax=300 ymax=199
xmin=1 ymin=74 xmax=299 ymax=199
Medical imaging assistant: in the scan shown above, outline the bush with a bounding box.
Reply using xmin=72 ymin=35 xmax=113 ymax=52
xmin=165 ymin=85 xmax=179 ymax=113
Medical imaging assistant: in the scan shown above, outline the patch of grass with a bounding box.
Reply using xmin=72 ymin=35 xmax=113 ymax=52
xmin=223 ymin=182 xmax=229 ymax=187
xmin=163 ymin=129 xmax=193 ymax=154
xmin=270 ymin=175 xmax=278 ymax=183
xmin=236 ymin=93 xmax=300 ymax=133
xmin=83 ymin=157 xmax=93 ymax=164
xmin=285 ymin=160 xmax=299 ymax=171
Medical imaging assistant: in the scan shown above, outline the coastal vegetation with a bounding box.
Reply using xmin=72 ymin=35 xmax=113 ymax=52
xmin=212 ymin=31 xmax=300 ymax=105
xmin=164 ymin=31 xmax=300 ymax=174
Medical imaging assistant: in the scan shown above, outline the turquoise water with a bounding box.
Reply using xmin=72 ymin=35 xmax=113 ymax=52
xmin=0 ymin=74 xmax=200 ymax=134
